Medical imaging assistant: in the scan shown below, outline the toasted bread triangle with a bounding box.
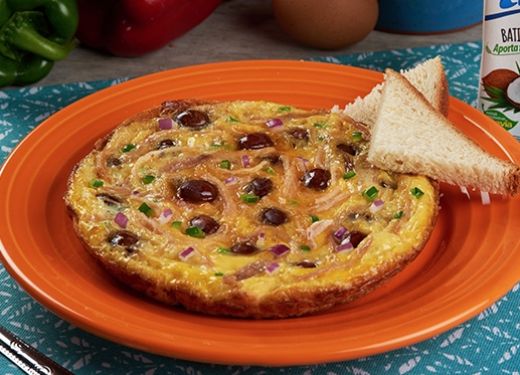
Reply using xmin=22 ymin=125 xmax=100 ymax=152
xmin=367 ymin=69 xmax=520 ymax=195
xmin=344 ymin=56 xmax=449 ymax=127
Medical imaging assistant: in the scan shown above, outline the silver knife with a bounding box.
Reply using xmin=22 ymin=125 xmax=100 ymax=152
xmin=0 ymin=325 xmax=74 ymax=375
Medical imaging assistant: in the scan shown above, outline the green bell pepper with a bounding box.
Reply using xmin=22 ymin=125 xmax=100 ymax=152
xmin=0 ymin=0 xmax=77 ymax=87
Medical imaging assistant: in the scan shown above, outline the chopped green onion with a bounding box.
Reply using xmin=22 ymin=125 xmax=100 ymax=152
xmin=185 ymin=226 xmax=205 ymax=238
xmin=310 ymin=215 xmax=320 ymax=223
xmin=343 ymin=171 xmax=356 ymax=180
xmin=363 ymin=186 xmax=379 ymax=201
xmin=142 ymin=175 xmax=155 ymax=184
xmin=352 ymin=131 xmax=363 ymax=142
xmin=122 ymin=143 xmax=136 ymax=153
xmin=240 ymin=193 xmax=260 ymax=203
xmin=171 ymin=221 xmax=182 ymax=229
xmin=317 ymin=135 xmax=326 ymax=142
xmin=278 ymin=105 xmax=292 ymax=112
xmin=217 ymin=247 xmax=231 ymax=254
xmin=227 ymin=116 xmax=239 ymax=123
xmin=138 ymin=202 xmax=153 ymax=217
xmin=394 ymin=211 xmax=404 ymax=219
xmin=264 ymin=166 xmax=276 ymax=175
xmin=299 ymin=245 xmax=311 ymax=252
xmin=210 ymin=141 xmax=225 ymax=149
xmin=313 ymin=122 xmax=327 ymax=129
xmin=214 ymin=272 xmax=224 ymax=277
xmin=411 ymin=187 xmax=424 ymax=198
xmin=288 ymin=199 xmax=299 ymax=206
xmin=91 ymin=179 xmax=104 ymax=188
xmin=219 ymin=160 xmax=231 ymax=169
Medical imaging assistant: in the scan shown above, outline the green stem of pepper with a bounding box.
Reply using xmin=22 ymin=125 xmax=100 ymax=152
xmin=7 ymin=0 xmax=78 ymax=40
xmin=3 ymin=12 xmax=74 ymax=60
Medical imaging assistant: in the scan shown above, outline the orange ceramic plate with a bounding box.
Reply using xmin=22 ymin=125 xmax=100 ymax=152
xmin=0 ymin=61 xmax=519 ymax=366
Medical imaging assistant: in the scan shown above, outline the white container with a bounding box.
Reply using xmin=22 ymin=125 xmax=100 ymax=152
xmin=478 ymin=0 xmax=520 ymax=140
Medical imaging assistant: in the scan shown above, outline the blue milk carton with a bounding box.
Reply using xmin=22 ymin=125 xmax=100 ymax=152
xmin=479 ymin=0 xmax=520 ymax=140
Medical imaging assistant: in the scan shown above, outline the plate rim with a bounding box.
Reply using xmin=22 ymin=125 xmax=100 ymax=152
xmin=0 ymin=60 xmax=519 ymax=366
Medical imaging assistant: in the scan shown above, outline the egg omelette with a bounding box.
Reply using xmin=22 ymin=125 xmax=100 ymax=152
xmin=65 ymin=100 xmax=439 ymax=318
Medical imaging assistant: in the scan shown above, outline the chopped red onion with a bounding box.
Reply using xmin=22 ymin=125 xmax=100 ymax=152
xmin=163 ymin=101 xmax=174 ymax=108
xmin=333 ymin=226 xmax=348 ymax=241
xmin=266 ymin=118 xmax=283 ymax=128
xmin=158 ymin=208 xmax=173 ymax=224
xmin=480 ymin=191 xmax=491 ymax=205
xmin=296 ymin=156 xmax=309 ymax=171
xmin=158 ymin=118 xmax=173 ymax=130
xmin=114 ymin=212 xmax=128 ymax=228
xmin=266 ymin=262 xmax=279 ymax=273
xmin=224 ymin=176 xmax=238 ymax=185
xmin=270 ymin=244 xmax=290 ymax=257
xmin=336 ymin=240 xmax=353 ymax=252
xmin=179 ymin=246 xmax=195 ymax=261
xmin=241 ymin=155 xmax=250 ymax=167
xmin=369 ymin=199 xmax=384 ymax=213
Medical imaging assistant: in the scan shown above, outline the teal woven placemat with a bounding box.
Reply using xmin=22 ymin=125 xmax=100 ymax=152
xmin=1 ymin=41 xmax=519 ymax=374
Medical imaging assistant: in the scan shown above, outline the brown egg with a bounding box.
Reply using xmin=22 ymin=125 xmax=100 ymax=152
xmin=272 ymin=0 xmax=379 ymax=50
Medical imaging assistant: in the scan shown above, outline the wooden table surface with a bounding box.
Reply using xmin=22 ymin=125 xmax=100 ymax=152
xmin=38 ymin=0 xmax=482 ymax=86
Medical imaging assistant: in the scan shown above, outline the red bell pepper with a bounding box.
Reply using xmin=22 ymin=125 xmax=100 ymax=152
xmin=76 ymin=0 xmax=221 ymax=57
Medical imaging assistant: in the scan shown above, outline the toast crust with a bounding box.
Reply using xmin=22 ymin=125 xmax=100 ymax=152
xmin=344 ymin=56 xmax=450 ymax=126
xmin=432 ymin=60 xmax=450 ymax=117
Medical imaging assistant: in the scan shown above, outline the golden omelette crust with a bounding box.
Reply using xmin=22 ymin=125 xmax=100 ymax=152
xmin=65 ymin=100 xmax=439 ymax=319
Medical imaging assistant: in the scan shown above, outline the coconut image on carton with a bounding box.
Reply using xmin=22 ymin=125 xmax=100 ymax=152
xmin=479 ymin=1 xmax=520 ymax=140
xmin=480 ymin=67 xmax=520 ymax=133
xmin=507 ymin=76 xmax=520 ymax=108
xmin=482 ymin=69 xmax=520 ymax=105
